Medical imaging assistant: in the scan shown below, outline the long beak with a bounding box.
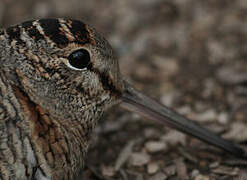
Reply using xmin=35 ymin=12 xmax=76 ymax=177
xmin=120 ymin=81 xmax=247 ymax=158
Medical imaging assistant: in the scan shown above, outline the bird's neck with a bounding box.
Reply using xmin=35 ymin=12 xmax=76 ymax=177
xmin=11 ymin=84 xmax=97 ymax=177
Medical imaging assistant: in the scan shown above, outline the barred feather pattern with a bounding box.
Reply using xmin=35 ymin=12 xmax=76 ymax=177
xmin=0 ymin=19 xmax=123 ymax=179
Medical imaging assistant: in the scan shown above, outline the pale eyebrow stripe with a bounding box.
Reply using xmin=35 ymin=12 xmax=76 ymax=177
xmin=58 ymin=19 xmax=75 ymax=42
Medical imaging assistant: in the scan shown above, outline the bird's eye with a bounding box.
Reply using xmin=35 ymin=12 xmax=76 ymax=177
xmin=68 ymin=49 xmax=91 ymax=70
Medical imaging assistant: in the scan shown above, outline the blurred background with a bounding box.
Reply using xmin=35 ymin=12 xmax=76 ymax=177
xmin=1 ymin=0 xmax=247 ymax=179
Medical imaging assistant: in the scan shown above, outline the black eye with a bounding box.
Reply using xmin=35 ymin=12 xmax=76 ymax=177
xmin=68 ymin=49 xmax=91 ymax=70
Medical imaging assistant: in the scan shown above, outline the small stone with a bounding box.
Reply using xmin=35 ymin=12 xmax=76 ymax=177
xmin=147 ymin=163 xmax=159 ymax=174
xmin=223 ymin=122 xmax=247 ymax=142
xmin=160 ymin=91 xmax=177 ymax=107
xmin=191 ymin=169 xmax=200 ymax=178
xmin=150 ymin=172 xmax=168 ymax=180
xmin=144 ymin=128 xmax=161 ymax=138
xmin=129 ymin=152 xmax=150 ymax=167
xmin=101 ymin=165 xmax=115 ymax=177
xmin=164 ymin=165 xmax=176 ymax=176
xmin=217 ymin=66 xmax=247 ymax=85
xmin=145 ymin=141 xmax=167 ymax=153
xmin=194 ymin=175 xmax=210 ymax=180
xmin=218 ymin=112 xmax=229 ymax=124
xmin=175 ymin=159 xmax=188 ymax=179
xmin=209 ymin=162 xmax=219 ymax=169
xmin=177 ymin=106 xmax=192 ymax=115
xmin=161 ymin=131 xmax=186 ymax=146
xmin=191 ymin=109 xmax=217 ymax=123
xmin=212 ymin=166 xmax=239 ymax=176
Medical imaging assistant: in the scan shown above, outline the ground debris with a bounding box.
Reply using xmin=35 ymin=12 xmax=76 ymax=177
xmin=161 ymin=130 xmax=186 ymax=146
xmin=217 ymin=65 xmax=247 ymax=85
xmin=101 ymin=165 xmax=115 ymax=177
xmin=223 ymin=122 xmax=247 ymax=142
xmin=147 ymin=162 xmax=159 ymax=175
xmin=145 ymin=141 xmax=167 ymax=153
xmin=175 ymin=158 xmax=188 ymax=179
xmin=129 ymin=152 xmax=151 ymax=167
xmin=211 ymin=166 xmax=239 ymax=176
xmin=7 ymin=1 xmax=247 ymax=179
xmin=150 ymin=172 xmax=168 ymax=180
xmin=194 ymin=174 xmax=210 ymax=180
xmin=163 ymin=165 xmax=176 ymax=177
xmin=115 ymin=140 xmax=136 ymax=171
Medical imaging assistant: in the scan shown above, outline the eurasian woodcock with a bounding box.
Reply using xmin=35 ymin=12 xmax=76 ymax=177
xmin=0 ymin=18 xmax=246 ymax=180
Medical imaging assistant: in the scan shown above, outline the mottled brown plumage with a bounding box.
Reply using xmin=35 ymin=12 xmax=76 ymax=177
xmin=0 ymin=18 xmax=246 ymax=179
xmin=0 ymin=18 xmax=123 ymax=179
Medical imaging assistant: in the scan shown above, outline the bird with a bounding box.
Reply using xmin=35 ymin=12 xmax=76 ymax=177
xmin=0 ymin=18 xmax=246 ymax=180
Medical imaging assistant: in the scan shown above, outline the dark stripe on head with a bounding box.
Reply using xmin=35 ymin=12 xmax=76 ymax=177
xmin=22 ymin=20 xmax=44 ymax=41
xmin=66 ymin=20 xmax=91 ymax=44
xmin=89 ymin=66 xmax=120 ymax=96
xmin=38 ymin=19 xmax=69 ymax=48
xmin=100 ymin=72 xmax=120 ymax=95
xmin=6 ymin=25 xmax=25 ymax=45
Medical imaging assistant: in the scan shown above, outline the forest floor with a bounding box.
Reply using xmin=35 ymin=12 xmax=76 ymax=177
xmin=1 ymin=0 xmax=247 ymax=179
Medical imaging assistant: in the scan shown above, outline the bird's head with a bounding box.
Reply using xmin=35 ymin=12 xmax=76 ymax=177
xmin=1 ymin=18 xmax=124 ymax=121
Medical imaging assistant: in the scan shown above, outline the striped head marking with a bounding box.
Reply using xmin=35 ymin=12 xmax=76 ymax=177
xmin=3 ymin=18 xmax=124 ymax=120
